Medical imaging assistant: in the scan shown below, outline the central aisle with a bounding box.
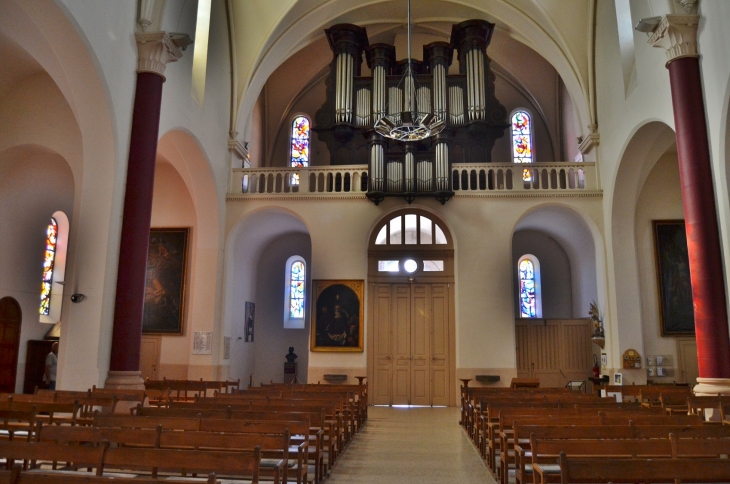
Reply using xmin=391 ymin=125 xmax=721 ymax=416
xmin=327 ymin=406 xmax=495 ymax=483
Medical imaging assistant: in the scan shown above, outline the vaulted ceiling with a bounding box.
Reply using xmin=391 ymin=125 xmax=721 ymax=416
xmin=229 ymin=0 xmax=597 ymax=139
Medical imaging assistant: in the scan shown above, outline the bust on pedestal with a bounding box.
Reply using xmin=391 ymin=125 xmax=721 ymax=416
xmin=284 ymin=347 xmax=298 ymax=384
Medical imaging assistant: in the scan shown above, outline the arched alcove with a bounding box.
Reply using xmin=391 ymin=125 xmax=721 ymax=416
xmin=224 ymin=209 xmax=312 ymax=385
xmin=609 ymin=121 xmax=676 ymax=384
xmin=155 ymin=130 xmax=222 ymax=381
xmin=0 ymin=145 xmax=74 ymax=392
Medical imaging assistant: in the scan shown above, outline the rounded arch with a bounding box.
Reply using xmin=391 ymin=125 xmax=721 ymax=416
xmin=512 ymin=202 xmax=603 ymax=319
xmin=367 ymin=206 xmax=454 ymax=248
xmin=234 ymin=0 xmax=592 ymax=144
xmin=223 ymin=208 xmax=311 ymax=384
xmin=1 ymin=0 xmax=121 ymax=390
xmin=608 ymin=121 xmax=676 ymax=372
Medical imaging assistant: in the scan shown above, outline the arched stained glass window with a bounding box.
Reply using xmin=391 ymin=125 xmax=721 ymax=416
xmin=518 ymin=255 xmax=541 ymax=318
xmin=290 ymin=261 xmax=305 ymax=319
xmin=511 ymin=110 xmax=533 ymax=182
xmin=40 ymin=218 xmax=58 ymax=315
xmin=291 ymin=116 xmax=310 ymax=168
xmin=284 ymin=255 xmax=306 ymax=328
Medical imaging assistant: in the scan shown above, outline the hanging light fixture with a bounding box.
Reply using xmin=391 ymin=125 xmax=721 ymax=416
xmin=373 ymin=0 xmax=445 ymax=142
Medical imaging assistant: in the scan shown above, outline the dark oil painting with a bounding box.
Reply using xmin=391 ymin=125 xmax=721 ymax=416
xmin=311 ymin=280 xmax=364 ymax=352
xmin=142 ymin=228 xmax=189 ymax=334
xmin=653 ymin=220 xmax=695 ymax=335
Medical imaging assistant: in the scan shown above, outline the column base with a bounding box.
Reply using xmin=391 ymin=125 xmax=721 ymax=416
xmin=104 ymin=370 xmax=145 ymax=391
xmin=693 ymin=377 xmax=730 ymax=396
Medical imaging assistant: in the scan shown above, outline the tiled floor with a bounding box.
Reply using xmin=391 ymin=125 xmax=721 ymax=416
xmin=327 ymin=406 xmax=495 ymax=483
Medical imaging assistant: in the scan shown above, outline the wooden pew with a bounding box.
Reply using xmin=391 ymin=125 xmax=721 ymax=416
xmin=557 ymin=453 xmax=730 ymax=483
xmin=0 ymin=464 xmax=217 ymax=484
xmin=0 ymin=439 xmax=264 ymax=483
xmin=94 ymin=414 xmax=319 ymax=484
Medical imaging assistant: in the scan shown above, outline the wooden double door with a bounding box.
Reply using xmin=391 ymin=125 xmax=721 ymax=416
xmin=372 ymin=283 xmax=451 ymax=406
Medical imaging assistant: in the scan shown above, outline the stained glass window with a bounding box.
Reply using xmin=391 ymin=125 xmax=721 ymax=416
xmin=511 ymin=110 xmax=533 ymax=182
xmin=290 ymin=261 xmax=305 ymax=319
xmin=519 ymin=259 xmax=536 ymax=318
xmin=291 ymin=116 xmax=310 ymax=168
xmin=40 ymin=218 xmax=58 ymax=315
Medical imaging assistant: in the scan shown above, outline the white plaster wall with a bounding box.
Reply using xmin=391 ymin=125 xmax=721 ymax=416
xmin=512 ymin=230 xmax=573 ymax=319
xmin=635 ymin=151 xmax=685 ymax=378
xmin=254 ymin=233 xmax=311 ymax=385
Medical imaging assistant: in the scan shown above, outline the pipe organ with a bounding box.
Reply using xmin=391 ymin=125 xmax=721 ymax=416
xmin=315 ymin=20 xmax=507 ymax=204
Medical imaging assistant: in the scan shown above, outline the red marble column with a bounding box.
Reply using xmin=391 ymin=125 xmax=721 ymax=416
xmin=668 ymin=56 xmax=730 ymax=378
xmin=109 ymin=71 xmax=164 ymax=373
xmin=106 ymin=33 xmax=181 ymax=387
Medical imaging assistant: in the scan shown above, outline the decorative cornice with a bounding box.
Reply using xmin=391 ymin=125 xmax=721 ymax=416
xmin=578 ymin=124 xmax=600 ymax=155
xmin=228 ymin=131 xmax=250 ymax=167
xmin=648 ymin=14 xmax=699 ymax=66
xmin=135 ymin=32 xmax=183 ymax=80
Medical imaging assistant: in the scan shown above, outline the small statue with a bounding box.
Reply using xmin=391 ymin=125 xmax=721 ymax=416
xmin=589 ymin=301 xmax=604 ymax=338
xmin=285 ymin=347 xmax=298 ymax=363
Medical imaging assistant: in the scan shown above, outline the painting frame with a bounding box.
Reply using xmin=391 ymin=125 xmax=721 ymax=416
xmin=142 ymin=228 xmax=189 ymax=335
xmin=310 ymin=279 xmax=364 ymax=352
xmin=653 ymin=220 xmax=695 ymax=336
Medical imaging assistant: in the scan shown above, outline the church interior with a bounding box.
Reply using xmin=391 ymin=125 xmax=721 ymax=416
xmin=3 ymin=0 xmax=730 ymax=481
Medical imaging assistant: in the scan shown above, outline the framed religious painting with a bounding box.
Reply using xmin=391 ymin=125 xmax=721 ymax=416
xmin=310 ymin=280 xmax=364 ymax=352
xmin=142 ymin=228 xmax=189 ymax=335
xmin=653 ymin=220 xmax=695 ymax=335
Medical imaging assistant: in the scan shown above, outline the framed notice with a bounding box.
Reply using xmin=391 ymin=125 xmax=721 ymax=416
xmin=310 ymin=280 xmax=364 ymax=352
xmin=653 ymin=220 xmax=694 ymax=335
xmin=192 ymin=331 xmax=212 ymax=355
xmin=142 ymin=228 xmax=189 ymax=335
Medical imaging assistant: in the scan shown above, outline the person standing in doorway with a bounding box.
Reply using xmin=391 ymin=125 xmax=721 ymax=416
xmin=44 ymin=342 xmax=58 ymax=390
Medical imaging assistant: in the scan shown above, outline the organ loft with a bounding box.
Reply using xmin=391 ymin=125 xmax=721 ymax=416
xmin=315 ymin=20 xmax=509 ymax=204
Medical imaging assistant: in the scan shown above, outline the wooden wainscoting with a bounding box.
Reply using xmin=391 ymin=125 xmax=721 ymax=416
xmin=515 ymin=318 xmax=593 ymax=387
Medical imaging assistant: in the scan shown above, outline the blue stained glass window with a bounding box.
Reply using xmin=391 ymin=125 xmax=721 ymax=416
xmin=290 ymin=261 xmax=305 ymax=318
xmin=519 ymin=259 xmax=536 ymax=318
xmin=40 ymin=218 xmax=58 ymax=315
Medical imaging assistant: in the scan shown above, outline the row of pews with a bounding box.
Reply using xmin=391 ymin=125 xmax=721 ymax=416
xmin=460 ymin=379 xmax=730 ymax=483
xmin=0 ymin=378 xmax=367 ymax=484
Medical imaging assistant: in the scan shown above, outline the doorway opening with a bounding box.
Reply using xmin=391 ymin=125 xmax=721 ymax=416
xmin=367 ymin=209 xmax=455 ymax=406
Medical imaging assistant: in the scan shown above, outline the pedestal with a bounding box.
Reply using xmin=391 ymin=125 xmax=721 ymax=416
xmin=284 ymin=362 xmax=297 ymax=384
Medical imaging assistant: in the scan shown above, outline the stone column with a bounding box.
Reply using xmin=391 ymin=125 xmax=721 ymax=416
xmin=649 ymin=15 xmax=730 ymax=394
xmin=105 ymin=32 xmax=182 ymax=390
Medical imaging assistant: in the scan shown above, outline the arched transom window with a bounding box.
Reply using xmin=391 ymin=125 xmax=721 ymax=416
xmin=40 ymin=218 xmax=58 ymax=315
xmin=518 ymin=255 xmax=542 ymax=318
xmin=374 ymin=213 xmax=448 ymax=246
xmin=284 ymin=255 xmax=306 ymax=329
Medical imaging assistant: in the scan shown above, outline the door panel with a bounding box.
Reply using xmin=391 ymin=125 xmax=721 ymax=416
xmin=0 ymin=297 xmax=22 ymax=393
xmin=431 ymin=284 xmax=450 ymax=406
xmin=392 ymin=285 xmax=411 ymax=405
xmin=140 ymin=336 xmax=161 ymax=381
xmin=372 ymin=284 xmax=393 ymax=405
xmin=411 ymin=284 xmax=430 ymax=405
xmin=677 ymin=338 xmax=698 ymax=385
